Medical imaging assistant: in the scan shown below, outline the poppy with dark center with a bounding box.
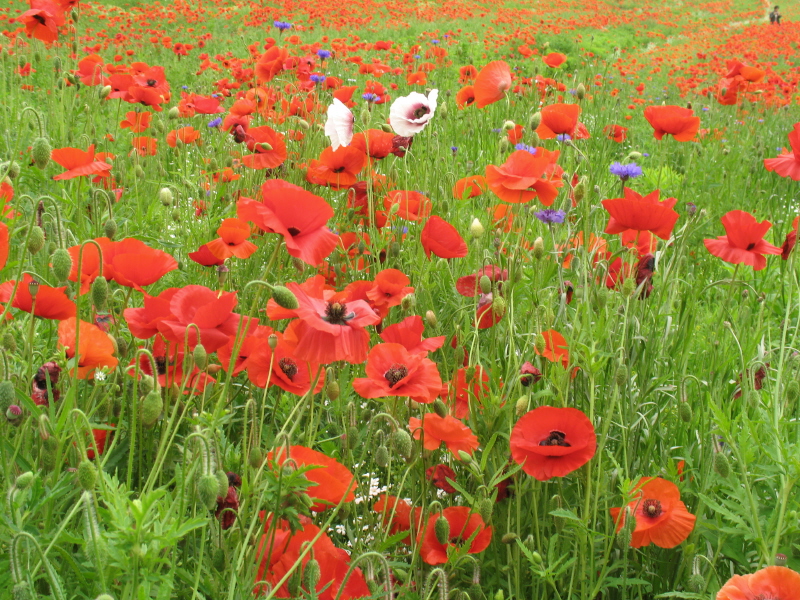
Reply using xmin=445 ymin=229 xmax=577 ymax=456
xmin=456 ymin=85 xmax=476 ymax=109
xmin=353 ymin=342 xmax=442 ymax=403
xmin=238 ymin=179 xmax=337 ymax=266
xmin=519 ymin=362 xmax=541 ymax=387
xmin=717 ymin=566 xmax=800 ymax=600
xmin=536 ymin=329 xmax=570 ymax=369
xmin=31 ymin=361 xmax=61 ymax=406
xmin=204 ymin=218 xmax=258 ymax=261
xmin=604 ymin=124 xmax=628 ymax=143
xmin=643 ymin=105 xmax=700 ymax=141
xmin=609 ymin=477 xmax=696 ymax=548
xmin=409 ymin=413 xmax=479 ymax=457
xmin=306 ymin=145 xmax=367 ymax=189
xmin=18 ymin=0 xmax=64 ymax=43
xmin=473 ymin=61 xmax=512 ymax=108
xmin=704 ymin=210 xmax=781 ymax=271
xmin=419 ymin=507 xmax=493 ymax=565
xmin=245 ymin=331 xmax=326 ymax=396
xmin=510 ymin=406 xmax=596 ymax=481
xmin=365 ymin=268 xmax=414 ymax=318
xmin=782 ymin=216 xmax=799 ymax=260
xmin=733 ymin=363 xmax=768 ymax=399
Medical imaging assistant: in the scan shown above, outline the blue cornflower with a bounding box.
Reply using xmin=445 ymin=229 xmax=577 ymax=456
xmin=362 ymin=92 xmax=379 ymax=102
xmin=431 ymin=39 xmax=439 ymax=44
xmin=181 ymin=85 xmax=189 ymax=90
xmin=208 ymin=117 xmax=222 ymax=128
xmin=309 ymin=74 xmax=326 ymax=84
xmin=274 ymin=20 xmax=292 ymax=31
xmin=609 ymin=161 xmax=643 ymax=181
xmin=556 ymin=134 xmax=572 ymax=142
xmin=451 ymin=146 xmax=458 ymax=155
xmin=317 ymin=49 xmax=331 ymax=59
xmin=413 ymin=54 xmax=421 ymax=59
xmin=534 ymin=209 xmax=566 ymax=224
xmin=514 ymin=143 xmax=537 ymax=155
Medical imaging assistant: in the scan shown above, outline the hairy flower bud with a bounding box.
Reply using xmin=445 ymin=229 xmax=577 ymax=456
xmin=197 ymin=473 xmax=220 ymax=509
xmin=158 ymin=187 xmax=174 ymax=206
xmin=470 ymin=218 xmax=485 ymax=238
xmin=303 ymin=558 xmax=321 ymax=591
xmin=533 ymin=237 xmax=544 ymax=260
xmin=91 ymin=276 xmax=108 ymax=311
xmin=576 ymin=83 xmax=586 ymax=100
xmin=434 ymin=515 xmax=450 ymax=545
xmin=78 ymin=459 xmax=97 ymax=491
xmin=249 ymin=446 xmax=264 ymax=469
xmin=391 ymin=428 xmax=413 ymax=459
xmin=679 ymin=400 xmax=693 ymax=423
xmin=529 ymin=111 xmax=542 ymax=130
xmin=141 ymin=390 xmax=163 ymax=428
xmin=534 ymin=333 xmax=546 ymax=354
xmin=615 ymin=363 xmax=628 ymax=387
xmin=686 ymin=574 xmax=705 ymax=592
xmin=15 ymin=471 xmax=34 ymax=490
xmin=573 ymin=177 xmax=586 ymax=204
xmin=27 ymin=226 xmax=45 ymax=255
xmin=425 ymin=310 xmax=438 ymax=329
xmin=479 ymin=497 xmax=493 ymax=523
xmin=375 ymin=445 xmax=390 ymax=468
xmin=51 ymin=248 xmax=73 ymax=282
xmin=103 ymin=219 xmax=118 ymax=240
xmin=713 ymin=451 xmax=730 ymax=478
xmin=31 ymin=137 xmax=52 ymax=169
xmin=271 ymin=285 xmax=299 ymax=310
xmin=193 ymin=344 xmax=208 ymax=370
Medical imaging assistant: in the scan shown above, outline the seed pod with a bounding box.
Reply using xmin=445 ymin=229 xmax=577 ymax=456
xmin=197 ymin=473 xmax=221 ymax=509
xmin=713 ymin=451 xmax=730 ymax=478
xmin=391 ymin=428 xmax=413 ymax=459
xmin=434 ymin=515 xmax=450 ymax=545
xmin=31 ymin=137 xmax=52 ymax=169
xmin=0 ymin=380 xmax=15 ymax=410
xmin=433 ymin=398 xmax=448 ymax=418
xmin=534 ymin=333 xmax=546 ymax=354
xmin=27 ymin=226 xmax=45 ymax=255
xmin=492 ymin=296 xmax=507 ymax=318
xmin=103 ymin=219 xmax=118 ymax=240
xmin=51 ymin=248 xmax=73 ymax=282
xmin=216 ymin=469 xmax=229 ymax=497
xmin=375 ymin=445 xmax=389 ymax=468
xmin=91 ymin=276 xmax=108 ymax=311
xmin=501 ymin=532 xmax=518 ymax=544
xmin=303 ymin=558 xmax=321 ymax=591
xmin=78 ymin=459 xmax=97 ymax=491
xmin=326 ymin=379 xmax=339 ymax=402
xmin=479 ymin=498 xmax=493 ymax=523
xmin=40 ymin=436 xmax=58 ymax=471
xmin=141 ymin=390 xmax=163 ymax=428
xmin=479 ymin=275 xmax=492 ymax=294
xmin=193 ymin=344 xmax=208 ymax=370
xmin=271 ymin=285 xmax=299 ymax=310
xmin=679 ymin=400 xmax=693 ymax=423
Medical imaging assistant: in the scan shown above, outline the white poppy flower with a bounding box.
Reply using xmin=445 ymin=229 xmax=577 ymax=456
xmin=389 ymin=89 xmax=438 ymax=137
xmin=324 ymin=98 xmax=354 ymax=150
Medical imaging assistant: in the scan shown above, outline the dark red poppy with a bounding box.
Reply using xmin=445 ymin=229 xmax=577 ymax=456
xmin=31 ymin=361 xmax=61 ymax=406
xmin=419 ymin=507 xmax=492 ymax=565
xmin=519 ymin=362 xmax=541 ymax=386
xmin=510 ymin=406 xmax=596 ymax=481
xmin=426 ymin=464 xmax=456 ymax=493
xmin=781 ymin=216 xmax=799 ymax=260
xmin=704 ymin=210 xmax=781 ymax=271
xmin=215 ymin=472 xmax=241 ymax=530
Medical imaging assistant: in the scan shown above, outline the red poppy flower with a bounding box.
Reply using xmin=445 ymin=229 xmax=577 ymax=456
xmin=519 ymin=362 xmax=542 ymax=386
xmin=188 ymin=244 xmax=225 ymax=267
xmin=536 ymin=103 xmax=581 ymax=139
xmin=409 ymin=413 xmax=479 ymax=457
xmin=602 ymin=187 xmax=680 ymax=241
xmin=267 ymin=446 xmax=356 ymax=511
xmin=127 ymin=334 xmax=215 ymax=392
xmin=242 ymin=125 xmax=287 ymax=170
xmin=764 ymin=123 xmax=800 ymax=181
xmin=215 ymin=472 xmax=240 ymax=530
xmin=166 ymin=126 xmax=201 ymax=148
xmin=717 ymin=566 xmax=800 ymax=600
xmin=510 ymin=406 xmax=596 ymax=481
xmin=278 ymin=282 xmax=380 ymax=364
xmin=353 ymin=343 xmax=442 ymax=403
xmin=131 ymin=136 xmax=158 ymax=156
xmin=485 ymin=148 xmax=563 ymax=205
xmin=52 ymin=145 xmax=112 ymax=180
xmin=238 ymin=179 xmax=337 ymax=266
xmin=0 ymin=274 xmax=76 ymax=320
xmin=781 ymin=216 xmax=799 ymax=260
xmin=603 ymin=124 xmax=628 ymax=143
xmin=244 ymin=331 xmax=326 ymax=396
xmin=421 ymin=216 xmax=468 ymax=259
xmin=609 ymin=477 xmax=696 ymax=548
xmin=379 ymin=315 xmax=445 ymax=355
xmin=643 ymin=105 xmax=700 ymax=141
xmin=120 ymin=111 xmax=152 ymax=132
xmin=473 ymin=61 xmax=512 ymax=108
xmin=419 ymin=507 xmax=492 ymax=565
xmin=459 ymin=65 xmax=478 ymax=83
xmin=86 ymin=426 xmax=113 ymax=460
xmin=373 ymin=495 xmax=422 ymax=544
xmin=18 ymin=0 xmax=64 ymax=43
xmin=31 ymin=361 xmax=60 ymax=406
xmin=453 ymin=175 xmax=486 ymax=199
xmin=383 ymin=190 xmax=432 ymax=221
xmin=536 ymin=329 xmax=569 ymax=368
xmin=704 ymin=210 xmax=781 ymax=271
xmin=456 ymin=85 xmax=476 ymax=109
xmin=456 ymin=265 xmax=508 ymax=297
xmin=351 ymin=129 xmax=395 ymax=160
xmin=448 ymin=365 xmax=490 ymax=418
xmin=542 ymin=52 xmax=567 ymax=68
xmin=306 ymin=146 xmax=367 ymax=189
xmin=58 ymin=317 xmax=118 ymax=380
xmin=204 ymin=218 xmax=258 ymax=261
xmin=426 ymin=464 xmax=457 ymax=493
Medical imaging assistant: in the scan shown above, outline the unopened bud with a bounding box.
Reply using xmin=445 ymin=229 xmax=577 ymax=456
xmin=193 ymin=344 xmax=207 ymax=370
xmin=2 ymin=161 xmax=20 ymax=179
xmin=498 ymin=138 xmax=511 ymax=152
xmin=91 ymin=276 xmax=108 ymax=311
xmin=425 ymin=310 xmax=438 ymax=329
xmin=271 ymin=285 xmax=299 ymax=310
xmin=15 ymin=471 xmax=34 ymax=490
xmin=158 ymin=187 xmax=174 ymax=206
xmin=787 ymin=380 xmax=799 ymax=403
xmin=479 ymin=275 xmax=492 ymax=294
xmin=104 ymin=219 xmax=118 ymax=240
xmin=626 ymin=151 xmax=643 ymax=161
xmin=502 ymin=120 xmax=515 ymax=131
xmin=400 ymin=294 xmax=415 ymax=311
xmin=141 ymin=390 xmax=163 ymax=428
xmin=197 ymin=473 xmax=220 ymax=509
xmin=621 ymin=276 xmax=637 ymax=297
xmin=326 ymin=379 xmax=340 ymax=402
xmin=391 ymin=429 xmax=413 ymax=459
xmin=51 ymin=248 xmax=73 ymax=281
xmin=576 ymin=83 xmax=586 ymax=100
xmin=434 ymin=515 xmax=450 ymax=544
xmin=573 ymin=177 xmax=586 ymax=203
xmin=249 ymin=446 xmax=264 ymax=469
xmin=360 ymin=106 xmax=371 ymax=126
xmin=533 ymin=237 xmax=544 ymax=260
xmin=679 ymin=400 xmax=693 ymax=423
xmin=534 ymin=333 xmax=546 ymax=354
xmin=615 ymin=363 xmax=628 ymax=387
xmin=713 ymin=451 xmax=730 ymax=478
xmin=433 ymin=398 xmax=448 ymax=418
xmin=529 ymin=112 xmax=542 ymax=130
xmin=77 ymin=459 xmax=97 ymax=490
xmin=501 ymin=532 xmax=518 ymax=544
xmin=168 ymin=107 xmax=180 ymax=119
xmin=470 ymin=218 xmax=485 ymax=238
xmin=515 ymin=395 xmax=529 ymax=417
xmin=31 ymin=137 xmax=52 ymax=169
xmin=492 ymin=296 xmax=507 ymax=318
xmin=375 ymin=445 xmax=389 ymax=468
xmin=303 ymin=558 xmax=321 ymax=590
xmin=686 ymin=573 xmax=705 ymax=592
xmin=479 ymin=497 xmax=493 ymax=523
xmin=27 ymin=226 xmax=45 ymax=254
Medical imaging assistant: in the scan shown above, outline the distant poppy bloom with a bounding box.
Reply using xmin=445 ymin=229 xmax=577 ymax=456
xmin=519 ymin=362 xmax=541 ymax=386
xmin=238 ymin=179 xmax=337 ymax=266
xmin=449 ymin=365 xmax=490 ymax=418
xmin=374 ymin=495 xmax=422 ymax=543
xmin=473 ymin=61 xmax=512 ymax=108
xmin=120 ymin=111 xmax=152 ymax=132
xmin=306 ymin=145 xmax=367 ymax=189
xmin=420 ymin=507 xmax=492 ymax=565
xmin=131 ymin=136 xmax=157 ymax=156
xmin=453 ymin=175 xmax=487 ymax=199
xmin=58 ymin=317 xmax=118 ymax=380
xmin=426 ymin=464 xmax=457 ymax=493
xmin=365 ymin=268 xmax=414 ymax=317
xmin=203 ymin=218 xmax=257 ymax=261
xmin=51 ymin=145 xmax=112 ymax=180
xmin=389 ymin=90 xmax=438 ymax=137
xmin=324 ymin=98 xmax=354 ymax=151
xmin=166 ymin=126 xmax=201 ymax=148
xmin=409 ymin=413 xmax=479 ymax=458
xmin=242 ymin=125 xmax=287 ymax=170
xmin=704 ymin=210 xmax=781 ymax=271
xmin=267 ymin=446 xmax=356 ymax=511
xmin=353 ymin=343 xmax=442 ymax=403
xmin=510 ymin=406 xmax=596 ymax=480
xmin=609 ymin=477 xmax=696 ymax=548
xmin=603 ymin=124 xmax=628 ymax=143
xmin=717 ymin=566 xmax=800 ymax=600
xmin=350 ymin=129 xmax=396 ymax=161
xmin=542 ymin=52 xmax=567 ymax=68
xmin=602 ymin=187 xmax=679 ymax=241
xmin=485 ymin=148 xmax=563 ymax=205
xmin=379 ymin=315 xmax=445 ymax=355
xmin=456 ymin=85 xmax=476 ymax=109
xmin=384 ymin=190 xmax=432 ymax=221
xmin=536 ymin=103 xmax=581 ymax=139
xmin=764 ymin=123 xmax=800 ymax=181
xmin=0 ymin=274 xmax=76 ymax=320
xmin=421 ymin=216 xmax=468 ymax=259
xmin=643 ymin=105 xmax=700 ymax=141
xmin=456 ymin=265 xmax=508 ymax=297
xmin=781 ymin=216 xmax=799 ymax=260
xmin=31 ymin=361 xmax=61 ymax=406
xmin=459 ymin=65 xmax=478 ymax=83
xmin=536 ymin=329 xmax=569 ymax=368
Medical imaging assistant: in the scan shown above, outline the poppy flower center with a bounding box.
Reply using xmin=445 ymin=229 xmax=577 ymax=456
xmin=384 ymin=363 xmax=408 ymax=388
xmin=322 ymin=301 xmax=355 ymax=325
xmin=287 ymin=227 xmax=301 ymax=236
xmin=33 ymin=14 xmax=46 ymax=24
xmin=746 ymin=242 xmax=756 ymax=250
xmin=332 ymin=166 xmax=346 ymax=173
xmin=278 ymin=357 xmax=298 ymax=381
xmin=539 ymin=430 xmax=571 ymax=447
xmin=155 ymin=356 xmax=168 ymax=375
xmin=642 ymin=498 xmax=663 ymax=518
xmin=412 ymin=106 xmax=430 ymax=119
xmin=147 ymin=79 xmax=158 ymax=87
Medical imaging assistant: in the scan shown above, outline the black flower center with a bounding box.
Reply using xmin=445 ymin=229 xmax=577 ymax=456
xmin=412 ymin=106 xmax=430 ymax=119
xmin=539 ymin=430 xmax=571 ymax=447
xmin=746 ymin=242 xmax=756 ymax=250
xmin=287 ymin=227 xmax=301 ymax=236
xmin=155 ymin=356 xmax=168 ymax=375
xmin=332 ymin=166 xmax=346 ymax=173
xmin=278 ymin=357 xmax=298 ymax=380
xmin=642 ymin=498 xmax=663 ymax=518
xmin=322 ymin=302 xmax=355 ymax=325
xmin=384 ymin=364 xmax=408 ymax=388
xmin=147 ymin=79 xmax=158 ymax=87
xmin=33 ymin=14 xmax=46 ymax=24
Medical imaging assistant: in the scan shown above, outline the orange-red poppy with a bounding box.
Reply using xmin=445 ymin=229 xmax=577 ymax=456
xmin=373 ymin=495 xmax=422 ymax=544
xmin=266 ymin=446 xmax=356 ymax=511
xmin=204 ymin=218 xmax=258 ymax=260
xmin=764 ymin=123 xmax=800 ymax=180
xmin=510 ymin=406 xmax=596 ymax=481
xmin=602 ymin=187 xmax=680 ymax=240
xmin=306 ymin=145 xmax=367 ymax=189
xmin=610 ymin=477 xmax=696 ymax=548
xmin=473 ymin=60 xmax=512 ymax=108
xmin=704 ymin=210 xmax=781 ymax=271
xmin=456 ymin=85 xmax=476 ymax=109
xmin=717 ymin=566 xmax=800 ymax=600
xmin=419 ymin=507 xmax=492 ymax=565
xmin=379 ymin=315 xmax=445 ymax=355
xmin=542 ymin=52 xmax=567 ymax=68
xmin=58 ymin=317 xmax=118 ymax=380
xmin=242 ymin=125 xmax=287 ymax=170
xmin=0 ymin=274 xmax=76 ymax=320
xmin=448 ymin=364 xmax=490 ymax=418
xmin=131 ymin=136 xmax=157 ymax=156
xmin=120 ymin=111 xmax=152 ymax=132
xmin=453 ymin=175 xmax=487 ymax=199
xmin=643 ymin=105 xmax=700 ymax=141
xmin=244 ymin=331 xmax=326 ymax=396
xmin=409 ymin=413 xmax=479 ymax=457
xmin=421 ymin=216 xmax=468 ymax=259
xmin=603 ymin=124 xmax=628 ymax=143
xmin=18 ymin=0 xmax=64 ymax=43
xmin=485 ymin=148 xmax=563 ymax=205
xmin=383 ymin=190 xmax=432 ymax=221
xmin=52 ymin=145 xmax=112 ymax=180
xmin=536 ymin=329 xmax=569 ymax=368
xmin=536 ymin=103 xmax=581 ymax=139
xmin=353 ymin=343 xmax=442 ymax=403
xmin=166 ymin=126 xmax=201 ymax=148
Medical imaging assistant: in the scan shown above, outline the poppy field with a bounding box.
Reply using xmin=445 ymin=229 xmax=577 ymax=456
xmin=5 ymin=0 xmax=800 ymax=598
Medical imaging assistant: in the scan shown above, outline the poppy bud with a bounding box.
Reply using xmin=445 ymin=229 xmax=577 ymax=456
xmin=498 ymin=138 xmax=511 ymax=152
xmin=594 ymin=287 xmax=608 ymax=310
xmin=326 ymin=379 xmax=340 ymax=402
xmin=212 ymin=548 xmax=226 ymax=572
xmin=53 ymin=56 xmax=62 ymax=73
xmin=391 ymin=428 xmax=413 ymax=459
xmin=502 ymin=120 xmax=515 ymax=131
xmin=360 ymin=106 xmax=371 ymax=126
xmin=621 ymin=276 xmax=637 ymax=297
xmin=501 ymin=532 xmax=518 ymax=544
xmin=141 ymin=390 xmax=163 ymax=428
xmin=249 ymin=446 xmax=264 ymax=469
xmin=193 ymin=344 xmax=208 ymax=370
xmin=573 ymin=177 xmax=586 ymax=204
xmin=615 ymin=363 xmax=627 ymax=387
xmin=103 ymin=219 xmax=118 ymax=240
xmin=15 ymin=471 xmax=34 ymax=490
xmin=787 ymin=380 xmax=799 ymax=403
xmin=168 ymin=107 xmax=180 ymax=119
xmin=3 ymin=330 xmax=16 ymax=353
xmin=0 ymin=380 xmax=15 ymax=410
xmin=291 ymin=257 xmax=305 ymax=273
xmin=616 ymin=507 xmax=635 ymax=549
xmin=13 ymin=582 xmax=32 ymax=600
xmin=375 ymin=444 xmax=389 ymax=467
xmin=679 ymin=400 xmax=693 ymax=423
xmin=533 ymin=237 xmax=544 ymax=260
xmin=303 ymin=558 xmax=321 ymax=591
xmin=492 ymin=296 xmax=507 ymax=318
xmin=626 ymin=151 xmax=642 ymax=161
xmin=433 ymin=398 xmax=448 ymax=418
xmin=439 ymin=102 xmax=448 ymax=119
xmin=91 ymin=276 xmax=108 ymax=311
xmin=479 ymin=497 xmax=493 ymax=523
xmin=425 ymin=310 xmax=438 ymax=329
xmin=713 ymin=451 xmax=730 ymax=478
xmin=515 ymin=395 xmax=529 ymax=417
xmin=70 ymin=8 xmax=79 ymax=23
xmin=457 ymin=450 xmax=473 ymax=462
xmin=197 ymin=473 xmax=221 ymax=509
xmin=529 ymin=111 xmax=542 ymax=130
xmin=470 ymin=218 xmax=485 ymax=238
xmin=6 ymin=404 xmax=21 ymax=421
xmin=215 ymin=469 xmax=229 ymax=497
xmin=479 ymin=275 xmax=492 ymax=294
xmin=576 ymin=83 xmax=586 ymax=100
xmin=434 ymin=515 xmax=450 ymax=545
xmin=50 ymin=248 xmax=72 ymax=282
xmin=2 ymin=161 xmax=20 ymax=179
xmin=400 ymin=294 xmax=415 ymax=311
xmin=530 ymin=551 xmax=544 ymax=565
xmin=78 ymin=459 xmax=97 ymax=491
xmin=217 ymin=264 xmax=229 ymax=285
xmin=687 ymin=573 xmax=704 ymax=592
xmin=271 ymin=285 xmax=299 ymax=310
xmin=380 ymin=123 xmax=392 ymax=133
xmin=41 ymin=436 xmax=58 ymax=471
xmin=389 ymin=241 xmax=401 ymax=257
xmin=27 ymin=226 xmax=45 ymax=255
xmin=31 ymin=137 xmax=52 ymax=169
xmin=534 ymin=333 xmax=546 ymax=354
